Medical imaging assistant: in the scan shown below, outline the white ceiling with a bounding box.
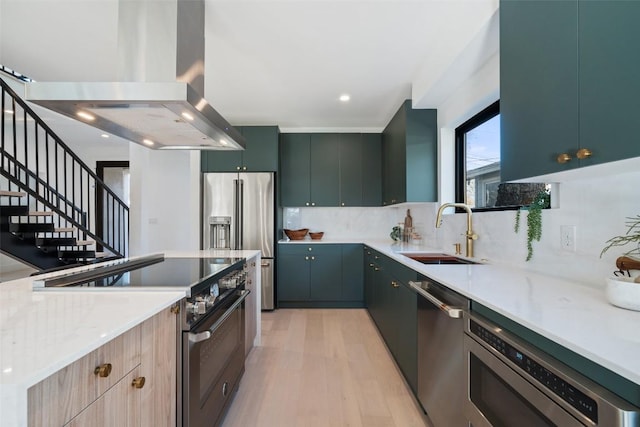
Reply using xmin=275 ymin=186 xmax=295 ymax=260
xmin=1 ymin=0 xmax=499 ymax=144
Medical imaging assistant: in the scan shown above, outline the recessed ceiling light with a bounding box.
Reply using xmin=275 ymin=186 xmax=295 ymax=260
xmin=220 ymin=139 xmax=228 ymax=146
xmin=339 ymin=94 xmax=350 ymax=102
xmin=181 ymin=112 xmax=195 ymax=121
xmin=101 ymin=134 xmax=109 ymax=138
xmin=142 ymin=139 xmax=154 ymax=146
xmin=76 ymin=111 xmax=95 ymax=121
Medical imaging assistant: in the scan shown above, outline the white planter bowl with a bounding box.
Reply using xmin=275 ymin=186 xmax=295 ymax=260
xmin=606 ymin=276 xmax=640 ymax=311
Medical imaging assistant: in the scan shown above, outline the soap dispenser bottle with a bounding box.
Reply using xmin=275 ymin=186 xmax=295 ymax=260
xmin=403 ymin=209 xmax=413 ymax=242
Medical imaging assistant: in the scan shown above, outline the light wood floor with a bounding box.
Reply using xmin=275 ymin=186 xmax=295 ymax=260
xmin=221 ymin=309 xmax=431 ymax=427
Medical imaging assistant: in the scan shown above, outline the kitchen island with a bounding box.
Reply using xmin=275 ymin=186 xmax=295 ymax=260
xmin=281 ymin=238 xmax=640 ymax=402
xmin=0 ymin=249 xmax=260 ymax=427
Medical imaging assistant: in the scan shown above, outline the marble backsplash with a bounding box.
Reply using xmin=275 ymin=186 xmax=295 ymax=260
xmin=283 ymin=159 xmax=640 ymax=289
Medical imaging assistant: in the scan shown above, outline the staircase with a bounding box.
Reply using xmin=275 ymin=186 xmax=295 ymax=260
xmin=0 ymin=71 xmax=128 ymax=272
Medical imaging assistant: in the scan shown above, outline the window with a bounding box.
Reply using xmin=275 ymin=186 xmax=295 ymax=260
xmin=455 ymin=102 xmax=550 ymax=210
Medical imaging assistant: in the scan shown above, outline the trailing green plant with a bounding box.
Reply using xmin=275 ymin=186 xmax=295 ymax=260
xmin=600 ymin=214 xmax=640 ymax=258
xmin=514 ymin=191 xmax=550 ymax=261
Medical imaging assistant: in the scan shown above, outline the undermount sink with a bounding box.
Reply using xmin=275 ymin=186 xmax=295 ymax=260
xmin=401 ymin=253 xmax=479 ymax=265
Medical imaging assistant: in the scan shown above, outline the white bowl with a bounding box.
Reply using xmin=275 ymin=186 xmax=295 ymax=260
xmin=605 ymin=276 xmax=640 ymax=311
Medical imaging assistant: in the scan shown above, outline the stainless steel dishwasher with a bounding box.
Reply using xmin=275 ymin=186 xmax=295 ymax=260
xmin=409 ymin=276 xmax=469 ymax=427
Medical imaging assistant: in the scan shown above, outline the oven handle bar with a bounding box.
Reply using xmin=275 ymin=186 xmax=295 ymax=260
xmin=188 ymin=289 xmax=251 ymax=343
xmin=409 ymin=281 xmax=463 ymax=318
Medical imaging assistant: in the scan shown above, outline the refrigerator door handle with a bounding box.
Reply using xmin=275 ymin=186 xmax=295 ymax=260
xmin=235 ymin=179 xmax=244 ymax=250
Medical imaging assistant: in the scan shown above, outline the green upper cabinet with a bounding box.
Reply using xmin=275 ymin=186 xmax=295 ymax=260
xmin=201 ymin=126 xmax=279 ymax=172
xmin=280 ymin=133 xmax=312 ymax=206
xmin=500 ymin=0 xmax=579 ymax=181
xmin=280 ymin=133 xmax=382 ymax=207
xmin=280 ymin=133 xmax=340 ymax=207
xmin=500 ymin=0 xmax=640 ymax=182
xmin=361 ymin=134 xmax=383 ymax=206
xmin=309 ymin=134 xmax=340 ymax=206
xmin=578 ymin=1 xmax=640 ymax=166
xmin=339 ymin=133 xmax=382 ymax=207
xmin=381 ymin=100 xmax=437 ymax=206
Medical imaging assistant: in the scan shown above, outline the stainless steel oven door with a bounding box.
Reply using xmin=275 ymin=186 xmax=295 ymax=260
xmin=464 ymin=335 xmax=585 ymax=427
xmin=182 ymin=290 xmax=249 ymax=427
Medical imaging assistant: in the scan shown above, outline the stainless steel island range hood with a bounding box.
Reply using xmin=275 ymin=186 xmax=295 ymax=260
xmin=24 ymin=0 xmax=244 ymax=151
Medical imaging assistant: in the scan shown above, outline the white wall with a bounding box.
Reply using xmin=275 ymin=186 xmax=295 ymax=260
xmin=128 ymin=145 xmax=200 ymax=255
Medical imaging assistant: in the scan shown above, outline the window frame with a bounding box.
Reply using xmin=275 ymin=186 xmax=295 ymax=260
xmin=454 ymin=101 xmax=519 ymax=212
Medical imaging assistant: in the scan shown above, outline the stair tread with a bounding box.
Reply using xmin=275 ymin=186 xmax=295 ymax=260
xmin=53 ymin=227 xmax=75 ymax=233
xmin=27 ymin=211 xmax=54 ymax=217
xmin=0 ymin=190 xmax=26 ymax=197
xmin=0 ymin=205 xmax=29 ymax=216
xmin=10 ymin=223 xmax=55 ymax=232
xmin=58 ymin=249 xmax=97 ymax=259
xmin=36 ymin=237 xmax=77 ymax=246
xmin=75 ymin=240 xmax=95 ymax=246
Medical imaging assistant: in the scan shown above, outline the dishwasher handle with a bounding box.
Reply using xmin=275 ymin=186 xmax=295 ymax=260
xmin=409 ymin=281 xmax=463 ymax=319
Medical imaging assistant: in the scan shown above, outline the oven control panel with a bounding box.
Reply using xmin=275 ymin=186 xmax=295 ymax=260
xmin=470 ymin=320 xmax=598 ymax=423
xmin=184 ymin=262 xmax=246 ymax=329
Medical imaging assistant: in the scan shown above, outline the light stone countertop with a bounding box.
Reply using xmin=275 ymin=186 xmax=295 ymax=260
xmin=0 ymin=249 xmax=260 ymax=427
xmin=281 ymin=238 xmax=640 ymax=387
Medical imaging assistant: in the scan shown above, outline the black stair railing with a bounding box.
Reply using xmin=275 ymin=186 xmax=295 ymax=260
xmin=0 ymin=75 xmax=128 ymax=258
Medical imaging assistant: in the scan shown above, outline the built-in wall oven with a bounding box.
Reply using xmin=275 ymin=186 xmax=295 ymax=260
xmin=464 ymin=313 xmax=640 ymax=426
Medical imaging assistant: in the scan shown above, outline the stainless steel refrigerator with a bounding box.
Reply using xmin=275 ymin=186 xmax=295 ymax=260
xmin=202 ymin=172 xmax=275 ymax=310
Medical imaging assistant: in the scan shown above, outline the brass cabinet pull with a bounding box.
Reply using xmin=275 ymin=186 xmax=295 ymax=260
xmin=306 ymin=202 xmax=310 ymax=206
xmin=341 ymin=202 xmax=345 ymax=206
xmin=557 ymin=153 xmax=572 ymax=164
xmin=576 ymin=148 xmax=592 ymax=159
xmin=310 ymin=256 xmax=315 ymax=260
xmin=374 ymin=255 xmax=380 ymax=260
xmin=131 ymin=377 xmax=146 ymax=389
xmin=308 ymin=247 xmax=312 ymax=251
xmin=369 ymin=263 xmax=374 ymax=268
xmin=391 ymin=281 xmax=400 ymax=288
xmin=305 ymin=256 xmax=309 ymax=260
xmin=374 ymin=267 xmax=380 ymax=272
xmin=311 ymin=202 xmax=316 ymax=206
xmin=242 ymin=166 xmax=247 ymax=170
xmin=94 ymin=363 xmax=112 ymax=378
xmin=236 ymin=166 xmax=241 ymax=171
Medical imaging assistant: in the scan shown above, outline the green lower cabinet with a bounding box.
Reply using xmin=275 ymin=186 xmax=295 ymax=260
xmin=309 ymin=249 xmax=342 ymax=301
xmin=363 ymin=247 xmax=377 ymax=309
xmin=392 ymin=281 xmax=417 ymax=394
xmin=277 ymin=244 xmax=364 ymax=308
xmin=341 ymin=244 xmax=364 ymax=301
xmin=364 ymin=251 xmax=417 ymax=393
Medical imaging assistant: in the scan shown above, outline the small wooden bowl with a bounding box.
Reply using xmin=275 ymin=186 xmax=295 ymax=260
xmin=309 ymin=232 xmax=324 ymax=240
xmin=284 ymin=228 xmax=309 ymax=240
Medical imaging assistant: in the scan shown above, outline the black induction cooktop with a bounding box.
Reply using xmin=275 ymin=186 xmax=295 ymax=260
xmin=33 ymin=254 xmax=245 ymax=290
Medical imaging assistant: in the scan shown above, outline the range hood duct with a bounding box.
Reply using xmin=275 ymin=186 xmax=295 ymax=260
xmin=24 ymin=0 xmax=244 ymax=150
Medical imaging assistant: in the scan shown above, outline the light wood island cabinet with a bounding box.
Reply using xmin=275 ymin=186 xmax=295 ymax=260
xmin=27 ymin=307 xmax=177 ymax=427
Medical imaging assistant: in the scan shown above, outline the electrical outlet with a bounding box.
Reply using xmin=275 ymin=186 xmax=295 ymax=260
xmin=561 ymin=225 xmax=576 ymax=252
